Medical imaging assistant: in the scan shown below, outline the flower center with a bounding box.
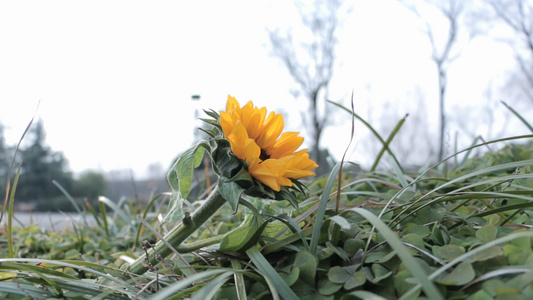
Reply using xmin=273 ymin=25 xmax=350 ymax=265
xmin=259 ymin=148 xmax=270 ymax=161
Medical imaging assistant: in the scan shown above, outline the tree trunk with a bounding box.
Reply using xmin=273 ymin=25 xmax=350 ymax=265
xmin=438 ymin=68 xmax=447 ymax=162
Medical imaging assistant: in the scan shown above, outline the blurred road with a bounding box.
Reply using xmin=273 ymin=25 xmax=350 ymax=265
xmin=0 ymin=212 xmax=96 ymax=231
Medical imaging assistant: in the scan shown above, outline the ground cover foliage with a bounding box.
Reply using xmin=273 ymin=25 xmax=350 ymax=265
xmin=1 ymin=104 xmax=533 ymax=299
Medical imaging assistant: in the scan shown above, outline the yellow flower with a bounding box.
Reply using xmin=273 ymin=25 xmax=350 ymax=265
xmin=220 ymin=95 xmax=318 ymax=191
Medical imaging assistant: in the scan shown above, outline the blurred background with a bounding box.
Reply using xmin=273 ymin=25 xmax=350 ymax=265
xmin=0 ymin=0 xmax=532 ymax=211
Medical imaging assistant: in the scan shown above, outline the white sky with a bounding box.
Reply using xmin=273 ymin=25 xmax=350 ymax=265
xmin=0 ymin=0 xmax=528 ymax=179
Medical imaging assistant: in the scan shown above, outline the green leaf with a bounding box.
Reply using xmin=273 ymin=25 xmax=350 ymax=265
xmin=162 ymin=190 xmax=186 ymax=223
xmin=467 ymin=290 xmax=493 ymax=300
xmin=369 ymin=264 xmax=393 ymax=284
xmin=279 ymin=267 xmax=300 ymax=286
xmin=344 ymin=238 xmax=365 ymax=257
xmin=202 ymin=108 xmax=221 ymax=124
xmin=318 ymin=277 xmax=343 ymax=295
xmin=275 ymin=188 xmax=301 ymax=211
xmin=402 ymin=223 xmax=430 ymax=237
xmin=220 ymin=212 xmax=266 ymax=253
xmin=476 ymin=225 xmax=498 ymax=243
xmin=218 ymin=176 xmax=246 ymax=212
xmin=421 ymin=231 xmax=533 ymax=297
xmin=293 ymin=250 xmax=318 ymax=286
xmin=211 ymin=139 xmax=243 ymax=178
xmin=433 ymin=244 xmax=465 ymax=261
xmin=328 ymin=266 xmax=353 ymax=284
xmin=437 ymin=262 xmax=475 ymax=286
xmin=503 ymin=244 xmax=530 ymax=265
xmin=344 ymin=271 xmax=366 ymax=290
xmin=328 ymin=215 xmax=352 ymax=230
xmin=340 ymin=290 xmax=389 ymax=300
xmin=326 ymin=241 xmax=350 ymax=261
xmin=349 ymin=208 xmax=443 ymax=300
xmin=394 ymin=269 xmax=419 ymax=298
xmin=168 ymin=142 xmax=206 ymax=197
xmin=401 ymin=234 xmax=426 ymax=250
xmin=510 ymin=233 xmax=531 ymax=250
xmin=473 ymin=246 xmax=503 ymax=262
xmin=164 ymin=142 xmax=207 ymax=223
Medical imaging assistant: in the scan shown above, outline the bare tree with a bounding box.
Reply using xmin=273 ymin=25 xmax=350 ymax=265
xmin=268 ymin=0 xmax=348 ymax=174
xmin=399 ymin=0 xmax=468 ymax=161
xmin=484 ymin=0 xmax=533 ymax=102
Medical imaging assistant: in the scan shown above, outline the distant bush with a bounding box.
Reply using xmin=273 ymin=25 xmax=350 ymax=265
xmin=33 ymin=195 xmax=77 ymax=212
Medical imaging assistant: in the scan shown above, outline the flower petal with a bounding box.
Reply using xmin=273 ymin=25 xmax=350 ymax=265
xmin=226 ymin=95 xmax=241 ymax=113
xmin=284 ymin=152 xmax=318 ymax=179
xmin=258 ymin=112 xmax=284 ymax=150
xmin=227 ymin=122 xmax=261 ymax=166
xmin=268 ymin=132 xmax=304 ymax=158
xmin=220 ymin=96 xmax=318 ymax=191
xmin=249 ymin=159 xmax=291 ymax=191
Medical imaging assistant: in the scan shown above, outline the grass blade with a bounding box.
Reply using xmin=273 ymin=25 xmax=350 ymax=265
xmin=99 ymin=196 xmax=132 ymax=225
xmin=2 ymin=109 xmax=37 ymax=259
xmin=310 ymin=162 xmax=341 ymax=254
xmin=98 ymin=199 xmax=111 ymax=236
xmin=134 ymin=193 xmax=167 ymax=249
xmin=262 ymin=227 xmax=314 ymax=255
xmin=384 ymin=135 xmax=533 ymax=222
xmin=53 ymin=180 xmax=90 ymax=228
xmin=1 ymin=107 xmax=37 ymax=224
xmin=246 ymin=246 xmax=299 ymax=300
xmin=267 ymin=213 xmax=309 ymax=251
xmin=390 ymin=159 xmax=533 ymax=227
xmin=0 ymin=282 xmax=56 ymax=299
xmin=84 ymin=199 xmax=104 ymax=231
xmin=135 ymin=215 xmax=196 ymax=277
xmin=150 ymin=269 xmax=229 ymax=300
xmin=371 ymin=114 xmax=408 ymax=172
xmin=0 ymin=258 xmax=140 ymax=298
xmin=191 ymin=271 xmax=233 ymax=300
xmin=329 ymin=100 xmax=404 ymax=172
xmin=231 ymin=259 xmax=247 ymax=300
xmin=388 ymin=155 xmax=409 ymax=189
xmin=7 ymin=166 xmax=21 ymax=258
xmin=502 ymin=101 xmax=533 ymax=133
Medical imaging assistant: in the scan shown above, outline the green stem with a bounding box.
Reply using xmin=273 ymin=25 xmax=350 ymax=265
xmin=175 ymin=234 xmax=224 ymax=252
xmin=128 ymin=185 xmax=226 ymax=274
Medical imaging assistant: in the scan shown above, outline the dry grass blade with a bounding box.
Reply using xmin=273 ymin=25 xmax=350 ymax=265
xmin=334 ymin=92 xmax=355 ymax=213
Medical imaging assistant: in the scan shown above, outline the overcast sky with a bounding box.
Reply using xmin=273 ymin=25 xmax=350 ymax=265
xmin=0 ymin=0 xmax=527 ymax=179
